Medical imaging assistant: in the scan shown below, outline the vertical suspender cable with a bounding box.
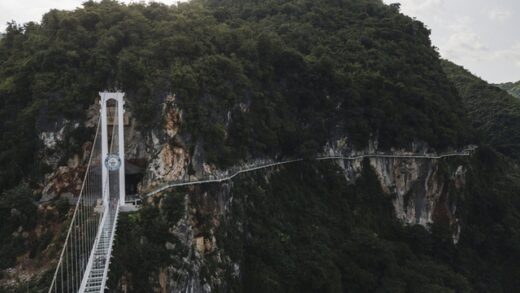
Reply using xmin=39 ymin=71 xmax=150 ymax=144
xmin=48 ymin=118 xmax=101 ymax=293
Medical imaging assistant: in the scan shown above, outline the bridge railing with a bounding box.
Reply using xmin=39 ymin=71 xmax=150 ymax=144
xmin=144 ymin=148 xmax=474 ymax=197
xmin=48 ymin=120 xmax=104 ymax=293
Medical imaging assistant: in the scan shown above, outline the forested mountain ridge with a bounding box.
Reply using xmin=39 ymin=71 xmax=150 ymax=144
xmin=0 ymin=0 xmax=472 ymax=194
xmin=496 ymin=80 xmax=520 ymax=98
xmin=442 ymin=61 xmax=520 ymax=159
xmin=2 ymin=0 xmax=520 ymax=292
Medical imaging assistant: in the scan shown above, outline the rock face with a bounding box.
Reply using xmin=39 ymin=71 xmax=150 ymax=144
xmin=138 ymin=134 xmax=468 ymax=292
xmin=41 ymin=166 xmax=84 ymax=202
xmin=162 ymin=184 xmax=233 ymax=293
xmin=151 ymin=144 xmax=189 ymax=180
xmin=341 ymin=157 xmax=462 ymax=235
xmin=141 ymin=95 xmax=191 ymax=189
xmin=38 ymin=121 xmax=78 ymax=169
xmin=37 ymin=95 xmax=467 ymax=292
xmin=327 ymin=138 xmax=465 ymax=237
xmin=40 ymin=146 xmax=91 ymax=202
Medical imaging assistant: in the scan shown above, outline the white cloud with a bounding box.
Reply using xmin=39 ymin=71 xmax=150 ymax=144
xmin=441 ymin=17 xmax=487 ymax=61
xmin=394 ymin=0 xmax=445 ymax=17
xmin=0 ymin=0 xmax=188 ymax=31
xmin=0 ymin=0 xmax=83 ymax=26
xmin=488 ymin=8 xmax=512 ymax=22
xmin=490 ymin=42 xmax=520 ymax=67
xmin=439 ymin=13 xmax=520 ymax=70
xmin=442 ymin=21 xmax=520 ymax=80
xmin=385 ymin=0 xmax=520 ymax=82
xmin=443 ymin=32 xmax=485 ymax=60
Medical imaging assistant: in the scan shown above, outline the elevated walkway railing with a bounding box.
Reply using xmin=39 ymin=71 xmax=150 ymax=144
xmin=144 ymin=148 xmax=475 ymax=197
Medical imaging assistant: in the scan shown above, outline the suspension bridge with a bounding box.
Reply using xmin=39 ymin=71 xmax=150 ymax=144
xmin=48 ymin=92 xmax=126 ymax=293
xmin=47 ymin=92 xmax=476 ymax=292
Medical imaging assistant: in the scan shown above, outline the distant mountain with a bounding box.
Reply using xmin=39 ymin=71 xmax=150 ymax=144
xmin=495 ymin=81 xmax=520 ymax=98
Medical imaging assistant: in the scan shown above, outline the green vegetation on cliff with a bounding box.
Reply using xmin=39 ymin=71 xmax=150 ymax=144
xmin=442 ymin=61 xmax=520 ymax=158
xmin=0 ymin=0 xmax=472 ymax=194
xmin=109 ymin=150 xmax=520 ymax=292
xmin=7 ymin=0 xmax=520 ymax=292
xmin=224 ymin=160 xmax=469 ymax=292
xmin=0 ymin=184 xmax=37 ymax=269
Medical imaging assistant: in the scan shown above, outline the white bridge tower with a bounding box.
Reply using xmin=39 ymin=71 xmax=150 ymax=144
xmin=99 ymin=91 xmax=126 ymax=206
xmin=49 ymin=91 xmax=127 ymax=293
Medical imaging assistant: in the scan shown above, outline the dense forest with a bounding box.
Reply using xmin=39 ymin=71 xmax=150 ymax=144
xmin=1 ymin=0 xmax=520 ymax=292
xmin=0 ymin=0 xmax=473 ymax=194
xmin=105 ymin=149 xmax=520 ymax=293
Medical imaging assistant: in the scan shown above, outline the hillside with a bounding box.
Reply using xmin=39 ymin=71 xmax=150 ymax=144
xmin=3 ymin=0 xmax=520 ymax=292
xmin=496 ymin=80 xmax=520 ymax=98
xmin=442 ymin=61 xmax=520 ymax=158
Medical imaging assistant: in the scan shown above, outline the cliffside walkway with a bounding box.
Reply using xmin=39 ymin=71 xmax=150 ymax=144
xmin=144 ymin=148 xmax=475 ymax=197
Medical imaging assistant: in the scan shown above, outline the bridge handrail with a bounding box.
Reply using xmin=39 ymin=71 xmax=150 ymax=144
xmin=144 ymin=149 xmax=474 ymax=197
xmin=100 ymin=200 xmax=119 ymax=291
xmin=48 ymin=118 xmax=101 ymax=293
xmin=78 ymin=202 xmax=108 ymax=292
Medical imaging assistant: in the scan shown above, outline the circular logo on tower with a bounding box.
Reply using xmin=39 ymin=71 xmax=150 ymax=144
xmin=105 ymin=154 xmax=121 ymax=171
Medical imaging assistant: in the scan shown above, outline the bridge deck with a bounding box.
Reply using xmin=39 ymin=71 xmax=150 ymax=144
xmin=82 ymin=202 xmax=119 ymax=293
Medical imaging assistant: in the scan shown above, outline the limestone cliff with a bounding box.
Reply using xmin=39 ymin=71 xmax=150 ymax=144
xmin=110 ymin=97 xmax=469 ymax=292
xmin=135 ymin=157 xmax=467 ymax=292
xmin=31 ymin=94 xmax=470 ymax=292
xmin=325 ymin=139 xmax=465 ymax=239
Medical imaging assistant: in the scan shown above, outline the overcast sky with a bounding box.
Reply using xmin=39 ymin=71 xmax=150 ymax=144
xmin=0 ymin=0 xmax=518 ymax=83
xmin=382 ymin=0 xmax=520 ymax=83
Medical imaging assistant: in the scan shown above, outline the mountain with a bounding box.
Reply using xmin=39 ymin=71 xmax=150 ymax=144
xmin=442 ymin=60 xmax=520 ymax=159
xmin=2 ymin=1 xmax=520 ymax=292
xmin=0 ymin=0 xmax=472 ymax=196
xmin=496 ymin=80 xmax=520 ymax=98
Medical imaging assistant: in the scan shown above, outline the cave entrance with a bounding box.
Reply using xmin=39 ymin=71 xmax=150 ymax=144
xmin=124 ymin=161 xmax=143 ymax=205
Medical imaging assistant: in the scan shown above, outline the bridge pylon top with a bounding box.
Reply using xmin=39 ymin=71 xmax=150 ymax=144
xmin=99 ymin=91 xmax=125 ymax=102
